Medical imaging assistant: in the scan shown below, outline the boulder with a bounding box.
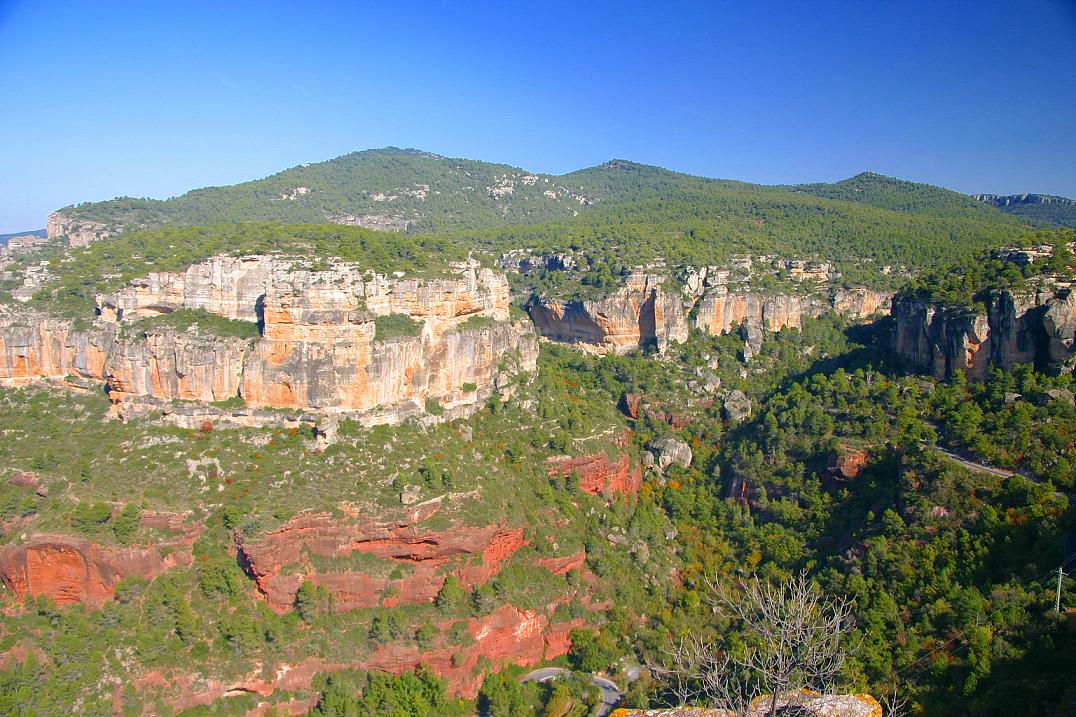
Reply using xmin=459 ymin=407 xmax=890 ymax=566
xmin=648 ymin=438 xmax=693 ymax=471
xmin=722 ymin=390 xmax=752 ymax=422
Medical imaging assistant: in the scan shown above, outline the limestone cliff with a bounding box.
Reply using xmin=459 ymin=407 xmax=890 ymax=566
xmin=528 ymin=273 xmax=688 ymax=354
xmin=891 ymin=288 xmax=1075 ymax=379
xmin=529 ymin=273 xmax=890 ymax=353
xmin=0 ymin=256 xmax=537 ymax=423
xmin=46 ymin=211 xmax=126 ymax=247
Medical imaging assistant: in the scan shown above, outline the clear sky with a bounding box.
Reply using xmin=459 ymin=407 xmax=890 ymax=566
xmin=1 ymin=0 xmax=1075 ymax=232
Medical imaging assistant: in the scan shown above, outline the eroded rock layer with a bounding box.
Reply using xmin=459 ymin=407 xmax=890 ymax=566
xmin=236 ymin=511 xmax=533 ymax=613
xmin=0 ymin=517 xmax=203 ymax=607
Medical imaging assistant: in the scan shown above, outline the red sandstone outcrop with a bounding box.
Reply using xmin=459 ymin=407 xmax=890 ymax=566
xmin=0 ymin=536 xmax=191 ymax=607
xmin=546 ymin=452 xmax=643 ymax=496
xmin=237 ymin=512 xmax=528 ymax=613
xmin=536 ymin=550 xmax=586 ymax=575
xmin=827 ymin=447 xmax=869 ymax=481
xmin=156 ymin=603 xmax=583 ymax=711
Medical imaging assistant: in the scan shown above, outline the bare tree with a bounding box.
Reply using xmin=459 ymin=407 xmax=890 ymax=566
xmin=879 ymin=684 xmax=908 ymax=717
xmin=648 ymin=571 xmax=857 ymax=717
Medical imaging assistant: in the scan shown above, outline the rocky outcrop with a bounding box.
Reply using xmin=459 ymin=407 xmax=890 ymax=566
xmin=236 ymin=511 xmax=529 ymax=613
xmin=827 ymin=446 xmax=869 ymax=481
xmin=891 ymin=288 xmax=1075 ymax=379
xmin=722 ymin=390 xmax=752 ymax=422
xmin=546 ymin=452 xmax=643 ymax=496
xmin=46 ymin=211 xmax=125 ymax=247
xmin=611 ymin=692 xmax=882 ymax=717
xmin=648 ymin=438 xmax=693 ymax=472
xmin=0 ymin=524 xmax=202 ymax=607
xmin=694 ymin=289 xmax=826 ymax=336
xmin=0 ymin=257 xmax=537 ymax=424
xmin=528 ymin=274 xmax=688 ymax=354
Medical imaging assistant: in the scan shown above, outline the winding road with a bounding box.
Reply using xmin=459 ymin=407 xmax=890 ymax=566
xmin=521 ymin=667 xmax=622 ymax=715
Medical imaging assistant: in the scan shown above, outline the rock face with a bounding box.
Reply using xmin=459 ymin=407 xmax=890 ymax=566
xmin=528 ymin=274 xmax=689 ymax=354
xmin=160 ymin=604 xmax=581 ymax=709
xmin=0 ymin=525 xmax=202 ymax=607
xmin=530 ymin=274 xmax=890 ymax=355
xmin=236 ymin=511 xmax=533 ymax=613
xmin=891 ymin=288 xmax=1075 ymax=379
xmin=0 ymin=256 xmax=538 ymax=424
xmin=722 ymin=390 xmax=752 ymax=422
xmin=611 ymin=692 xmax=882 ymax=717
xmin=46 ymin=211 xmax=123 ymax=247
xmin=546 ymin=452 xmax=643 ymax=496
xmin=648 ymin=438 xmax=693 ymax=472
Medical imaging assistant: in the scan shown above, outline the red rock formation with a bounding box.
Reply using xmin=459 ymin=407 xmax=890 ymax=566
xmin=546 ymin=452 xmax=643 ymax=497
xmin=536 ymin=550 xmax=586 ymax=575
xmin=827 ymin=448 xmax=869 ymax=481
xmin=237 ymin=513 xmax=528 ymax=613
xmin=156 ymin=604 xmax=584 ymax=711
xmin=622 ymin=395 xmax=692 ymax=428
xmin=0 ymin=511 xmax=203 ymax=607
xmin=0 ymin=535 xmax=195 ymax=607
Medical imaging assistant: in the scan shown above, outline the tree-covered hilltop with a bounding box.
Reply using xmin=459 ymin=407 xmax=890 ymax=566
xmin=51 ymin=148 xmax=1035 ymax=249
xmin=899 ymin=228 xmax=1075 ymax=307
xmin=790 ymin=171 xmax=1005 ymax=218
xmin=51 ymin=147 xmax=603 ymax=236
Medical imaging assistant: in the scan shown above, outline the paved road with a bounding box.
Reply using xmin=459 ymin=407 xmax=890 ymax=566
xmin=521 ymin=667 xmax=622 ymax=715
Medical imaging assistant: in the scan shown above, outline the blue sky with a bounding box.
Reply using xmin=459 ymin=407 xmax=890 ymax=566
xmin=1 ymin=0 xmax=1074 ymax=232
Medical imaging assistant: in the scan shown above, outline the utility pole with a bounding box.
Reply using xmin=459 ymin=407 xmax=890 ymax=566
xmin=1056 ymin=566 xmax=1066 ymax=613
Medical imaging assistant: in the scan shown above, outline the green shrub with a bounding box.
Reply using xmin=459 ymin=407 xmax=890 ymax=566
xmin=455 ymin=315 xmax=495 ymax=331
xmin=374 ymin=313 xmax=422 ymax=341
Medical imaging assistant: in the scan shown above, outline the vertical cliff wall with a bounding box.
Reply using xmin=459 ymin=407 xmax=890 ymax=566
xmin=529 ymin=273 xmax=891 ymax=354
xmin=528 ymin=273 xmax=688 ymax=354
xmin=0 ymin=256 xmax=537 ymax=423
xmin=891 ymin=288 xmax=1074 ymax=379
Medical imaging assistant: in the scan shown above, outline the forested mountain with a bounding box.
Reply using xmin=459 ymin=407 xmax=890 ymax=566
xmin=51 ymin=149 xmax=1027 ymax=237
xmin=48 ymin=149 xmax=1041 ymax=291
xmin=791 ymin=172 xmax=1003 ymax=217
xmin=5 ymin=148 xmax=1075 ymax=717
